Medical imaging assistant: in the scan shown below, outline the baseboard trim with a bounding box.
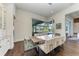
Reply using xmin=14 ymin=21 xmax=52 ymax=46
xmin=14 ymin=39 xmax=24 ymax=43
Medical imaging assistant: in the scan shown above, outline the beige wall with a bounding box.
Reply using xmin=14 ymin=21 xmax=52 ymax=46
xmin=14 ymin=8 xmax=46 ymax=42
xmin=52 ymin=13 xmax=66 ymax=37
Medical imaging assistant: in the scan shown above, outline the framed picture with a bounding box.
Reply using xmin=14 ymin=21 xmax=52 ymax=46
xmin=56 ymin=23 xmax=61 ymax=29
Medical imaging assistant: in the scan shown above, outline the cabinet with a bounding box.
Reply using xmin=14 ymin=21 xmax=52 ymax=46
xmin=0 ymin=4 xmax=10 ymax=56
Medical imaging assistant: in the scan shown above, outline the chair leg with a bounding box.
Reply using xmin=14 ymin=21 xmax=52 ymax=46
xmin=61 ymin=44 xmax=64 ymax=50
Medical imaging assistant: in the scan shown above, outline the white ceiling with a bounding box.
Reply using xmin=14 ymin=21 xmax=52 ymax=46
xmin=15 ymin=3 xmax=74 ymax=18
xmin=68 ymin=11 xmax=79 ymax=18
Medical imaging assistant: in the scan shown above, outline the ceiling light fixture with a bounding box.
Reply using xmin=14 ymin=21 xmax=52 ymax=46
xmin=48 ymin=3 xmax=54 ymax=14
xmin=48 ymin=3 xmax=52 ymax=6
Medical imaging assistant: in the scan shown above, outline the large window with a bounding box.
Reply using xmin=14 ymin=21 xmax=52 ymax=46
xmin=32 ymin=19 xmax=53 ymax=36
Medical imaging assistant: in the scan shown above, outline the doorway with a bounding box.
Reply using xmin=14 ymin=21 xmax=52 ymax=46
xmin=65 ymin=11 xmax=79 ymax=40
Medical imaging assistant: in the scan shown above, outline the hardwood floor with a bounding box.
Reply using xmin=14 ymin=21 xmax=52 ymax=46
xmin=5 ymin=41 xmax=24 ymax=56
xmin=5 ymin=40 xmax=79 ymax=56
xmin=56 ymin=40 xmax=79 ymax=56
